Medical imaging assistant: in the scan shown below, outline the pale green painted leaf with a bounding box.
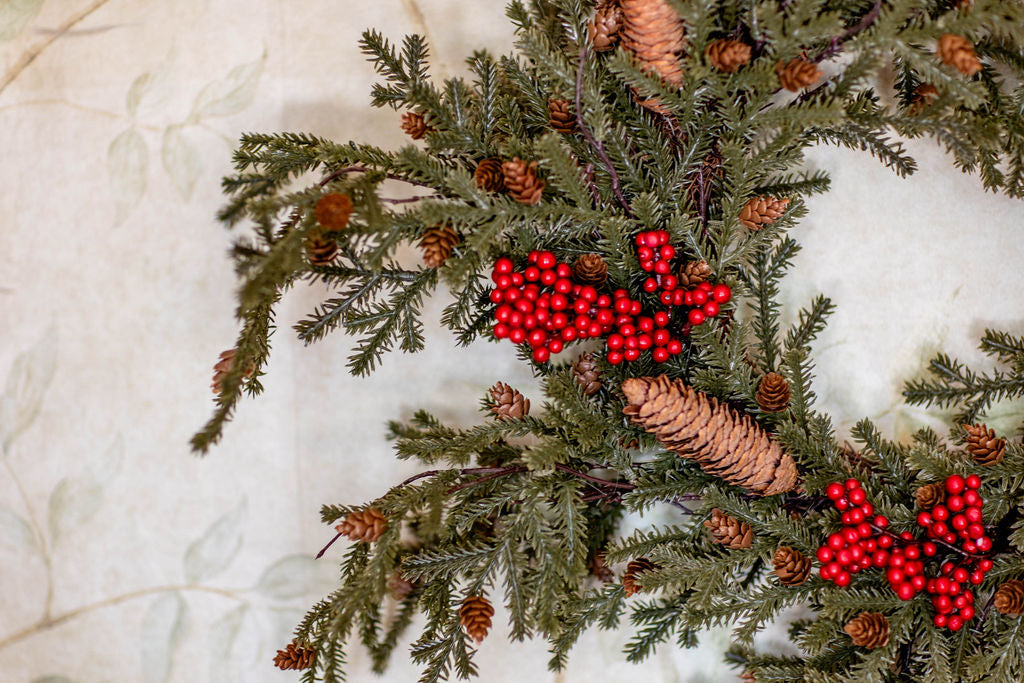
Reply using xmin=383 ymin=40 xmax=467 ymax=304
xmin=255 ymin=554 xmax=321 ymax=600
xmin=47 ymin=435 xmax=123 ymax=543
xmin=126 ymin=72 xmax=154 ymax=117
xmin=108 ymin=128 xmax=148 ymax=224
xmin=0 ymin=0 xmax=45 ymax=41
xmin=183 ymin=499 xmax=246 ymax=583
xmin=190 ymin=52 xmax=265 ymax=121
xmin=30 ymin=677 xmax=76 ymax=683
xmin=0 ymin=505 xmax=37 ymax=551
xmin=209 ymin=603 xmax=258 ymax=682
xmin=141 ymin=592 xmax=188 ymax=683
xmin=1 ymin=326 xmax=57 ymax=454
xmin=161 ymin=125 xmax=201 ymax=200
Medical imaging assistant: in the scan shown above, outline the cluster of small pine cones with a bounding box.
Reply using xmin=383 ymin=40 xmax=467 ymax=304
xmin=470 ymin=157 xmax=546 ymax=205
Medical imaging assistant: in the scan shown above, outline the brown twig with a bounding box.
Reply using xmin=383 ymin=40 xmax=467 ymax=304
xmin=813 ymin=0 xmax=883 ymax=63
xmin=446 ymin=466 xmax=528 ymax=494
xmin=575 ymin=45 xmax=632 ymax=217
xmin=554 ymin=463 xmax=636 ymax=490
xmin=320 ymin=165 xmax=435 ymax=189
xmin=315 ymin=532 xmax=343 ymax=559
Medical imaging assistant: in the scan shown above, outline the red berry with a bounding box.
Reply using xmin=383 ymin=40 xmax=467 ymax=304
xmin=624 ymin=348 xmax=640 ymax=361
xmin=548 ymin=339 xmax=564 ymax=355
xmin=659 ymin=291 xmax=674 ymax=305
xmin=935 ymin=595 xmax=952 ymax=612
xmin=712 ymin=283 xmax=731 ymax=303
xmin=493 ymin=323 xmax=510 ymax=338
xmin=834 ymin=572 xmax=851 ymax=587
xmin=873 ymin=515 xmax=889 ymax=528
xmin=946 ymin=475 xmax=966 ymax=495
xmin=843 ymin=528 xmax=860 ymax=544
xmin=979 ymin=559 xmax=993 ymax=571
xmin=556 ymin=263 xmax=572 ymax=279
xmin=688 ymin=309 xmax=706 ymax=326
xmin=856 ymin=522 xmax=873 ymax=538
xmin=900 ymin=531 xmax=915 ymax=541
xmin=947 ymin=495 xmax=965 ymax=512
xmin=896 ymin=582 xmax=916 ymax=600
xmin=966 ymin=474 xmax=981 ymax=489
xmin=652 ymin=348 xmax=670 ymax=363
xmin=672 ymin=290 xmax=686 ymax=306
xmin=683 ymin=291 xmax=694 ymax=306
xmin=607 ymin=350 xmax=623 ymax=365
xmin=537 ymin=252 xmax=556 ymax=269
xmin=878 ymin=535 xmax=893 ymax=548
xmin=528 ymin=250 xmax=540 ymax=263
xmin=905 ymin=545 xmax=920 ymax=560
xmin=654 ymin=260 xmax=671 ymax=275
xmin=960 ymin=605 xmax=975 ymax=621
xmin=944 ymin=533 xmax=957 ymax=544
xmin=916 ymin=512 xmax=932 ymax=527
xmin=643 ymin=277 xmax=659 ymax=293
xmin=629 ymin=301 xmax=642 ymax=315
xmin=872 ymin=550 xmax=889 ymax=567
xmin=861 ymin=502 xmax=874 ymax=517
xmin=953 ymin=568 xmax=968 ymax=583
xmin=703 ymin=301 xmax=720 ymax=317
xmin=963 ymin=490 xmax=980 ymax=507
xmin=948 ymin=616 xmax=963 ymax=631
xmin=606 ymin=334 xmax=624 ymax=350
xmin=659 ymin=245 xmax=676 ymax=260
xmin=934 ymin=614 xmax=947 ymax=628
xmin=666 ymin=340 xmax=683 ymax=355
xmin=837 ymin=549 xmax=853 ymax=565
xmin=965 ymin=506 xmax=982 ymax=523
xmin=935 ymin=577 xmax=951 ymax=594
xmin=528 ymin=329 xmax=547 ymax=347
xmin=848 ymin=488 xmax=867 ymax=505
xmin=923 ymin=542 xmax=937 ymax=556
xmin=932 ymin=506 xmax=949 ymax=521
xmin=817 ymin=547 xmax=834 ymax=563
xmin=698 ymin=281 xmax=713 ymax=292
xmin=540 ymin=269 xmax=557 ymax=286
xmin=653 ymin=329 xmax=671 ymax=346
xmin=931 ymin=522 xmax=948 ymax=537
xmin=962 ymin=541 xmax=977 ymax=554
xmin=494 ymin=257 xmax=514 ymax=274
xmin=692 ymin=289 xmax=708 ymax=305
xmin=887 ymin=568 xmax=905 ymax=584
xmin=555 ymin=278 xmax=574 ymax=295
xmin=826 ymin=483 xmax=845 ymax=500
xmin=835 ymin=497 xmax=849 ymax=511
xmin=844 ymin=478 xmax=860 ymax=490
xmin=969 ymin=571 xmax=984 ymax=585
xmin=509 ymin=328 xmax=526 ymax=344
xmin=912 ymin=575 xmax=926 ymax=591
xmin=952 ymin=515 xmax=968 ymax=531
xmin=532 ymin=347 xmax=550 ymax=363
xmin=976 ymin=536 xmax=992 ymax=552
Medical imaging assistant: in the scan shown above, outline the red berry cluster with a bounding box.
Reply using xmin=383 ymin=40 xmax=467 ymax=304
xmin=635 ymin=231 xmax=729 ymax=327
xmin=487 ymin=235 xmax=731 ymax=365
xmin=816 ymin=475 xmax=994 ymax=632
xmin=490 ymin=252 xmax=618 ymax=363
xmin=915 ymin=474 xmax=993 ymax=631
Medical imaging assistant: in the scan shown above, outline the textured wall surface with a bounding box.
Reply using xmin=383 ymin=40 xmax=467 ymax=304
xmin=0 ymin=2 xmax=1022 ymax=682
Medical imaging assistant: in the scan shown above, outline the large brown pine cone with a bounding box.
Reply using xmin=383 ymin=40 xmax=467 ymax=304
xmin=937 ymin=34 xmax=982 ymax=76
xmin=705 ymin=39 xmax=751 ymax=73
xmin=964 ymin=423 xmax=1005 ymax=466
xmin=419 ymin=226 xmax=460 ymax=268
xmin=623 ymin=557 xmax=657 ymax=596
xmin=573 ymin=354 xmax=602 ymax=396
xmin=548 ymin=98 xmax=577 ymax=134
xmin=273 ymin=641 xmax=315 ymax=670
xmin=211 ymin=349 xmax=255 ymax=395
xmin=489 ymin=382 xmax=530 ymax=420
xmin=739 ymin=196 xmax=790 ymax=230
xmin=845 ymin=612 xmax=890 ymax=649
xmin=315 ymin=193 xmax=354 ymax=232
xmin=622 ymin=376 xmax=799 ymax=496
xmin=400 ymin=111 xmax=432 ymax=139
xmin=776 ymin=58 xmax=822 ymax=91
xmin=773 ymin=546 xmax=812 ymax=585
xmin=589 ymin=1 xmax=623 ymax=53
xmin=459 ymin=596 xmax=495 ymax=643
xmin=994 ymin=580 xmax=1024 ymax=615
xmin=502 ymin=158 xmax=545 ymax=205
xmin=336 ymin=508 xmax=388 ymax=543
xmin=474 ymin=158 xmax=506 ymax=193
xmin=704 ymin=508 xmax=753 ymax=549
xmin=678 ymin=259 xmax=712 ymax=287
xmin=915 ymin=482 xmax=945 ymax=509
xmin=756 ymin=373 xmax=791 ymax=412
xmin=305 ymin=229 xmax=339 ymax=267
xmin=621 ymin=0 xmax=686 ymax=89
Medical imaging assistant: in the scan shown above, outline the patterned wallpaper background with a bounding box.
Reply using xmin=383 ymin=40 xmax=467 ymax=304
xmin=0 ymin=1 xmax=1021 ymax=682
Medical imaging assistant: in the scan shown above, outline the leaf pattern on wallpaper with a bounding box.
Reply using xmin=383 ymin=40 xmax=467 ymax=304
xmin=0 ymin=325 xmax=56 ymax=455
xmin=190 ymin=51 xmax=266 ymax=121
xmin=183 ymin=499 xmax=246 ymax=583
xmin=141 ymin=592 xmax=189 ymax=683
xmin=108 ymin=127 xmax=149 ymax=223
xmin=48 ymin=434 xmax=123 ymax=543
xmin=0 ymin=0 xmax=46 ymax=41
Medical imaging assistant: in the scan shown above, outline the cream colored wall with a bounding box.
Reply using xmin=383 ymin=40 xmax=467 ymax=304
xmin=0 ymin=2 xmax=1021 ymax=682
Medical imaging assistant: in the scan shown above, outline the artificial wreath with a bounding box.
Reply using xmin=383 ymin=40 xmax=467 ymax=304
xmin=193 ymin=0 xmax=1024 ymax=680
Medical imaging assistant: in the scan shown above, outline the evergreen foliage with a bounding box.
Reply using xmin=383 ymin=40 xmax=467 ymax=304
xmin=195 ymin=0 xmax=1024 ymax=680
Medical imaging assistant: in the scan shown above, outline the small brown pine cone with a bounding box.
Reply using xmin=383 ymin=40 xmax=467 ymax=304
xmin=908 ymin=83 xmax=939 ymax=114
xmin=756 ymin=373 xmax=791 ymax=412
xmin=502 ymin=158 xmax=545 ymax=205
xmin=964 ymin=423 xmax=1005 ymax=466
xmin=622 ymin=377 xmax=799 ymax=496
xmin=574 ymin=253 xmax=609 ymax=286
xmin=548 ymin=98 xmax=577 ymax=134
xmin=741 ymin=672 xmax=757 ymax=683
xmin=994 ymin=580 xmax=1024 ymax=616
xmin=315 ymin=193 xmax=354 ymax=232
xmin=273 ymin=641 xmax=315 ymax=670
xmin=705 ymin=39 xmax=751 ymax=73
xmin=776 ymin=58 xmax=822 ymax=92
xmin=773 ymin=546 xmax=812 ymax=586
xmin=305 ymin=229 xmax=339 ymax=267
xmin=844 ymin=612 xmax=890 ymax=649
xmin=211 ymin=349 xmax=255 ymax=395
xmin=573 ymin=353 xmax=602 ymax=396
xmin=388 ymin=571 xmax=416 ymax=600
xmin=937 ymin=34 xmax=982 ymax=76
xmin=489 ymin=382 xmax=530 ymax=420
xmin=704 ymin=508 xmax=753 ymax=550
xmin=590 ymin=552 xmax=615 ymax=582
xmin=915 ymin=482 xmax=945 ymax=509
xmin=400 ymin=111 xmax=432 ymax=140
xmin=419 ymin=226 xmax=460 ymax=269
xmin=459 ymin=596 xmax=495 ymax=643
xmin=589 ymin=1 xmax=623 ymax=53
xmin=622 ymin=557 xmax=657 ymax=596
xmin=678 ymin=260 xmax=712 ymax=287
xmin=474 ymin=158 xmax=506 ymax=193
xmin=336 ymin=508 xmax=388 ymax=543
xmin=739 ymin=196 xmax=790 ymax=230
xmin=621 ymin=0 xmax=686 ymax=89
